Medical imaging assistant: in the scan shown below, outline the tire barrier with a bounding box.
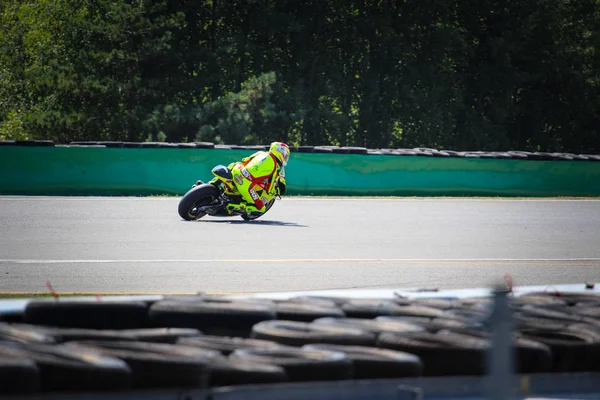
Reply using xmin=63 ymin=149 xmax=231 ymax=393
xmin=178 ymin=335 xmax=286 ymax=356
xmin=206 ymin=358 xmax=287 ymax=386
xmin=249 ymin=320 xmax=377 ymax=346
xmin=229 ymin=347 xmax=354 ymax=382
xmin=274 ymin=302 xmax=346 ymax=322
xmin=0 ymin=342 xmax=132 ymax=393
xmin=302 ymin=344 xmax=423 ymax=379
xmin=2 ymin=140 xmax=598 ymax=161
xmin=0 ymin=293 xmax=599 ymax=395
xmin=148 ymin=299 xmax=278 ymax=337
xmin=2 ymin=140 xmax=600 ymax=197
xmin=63 ymin=341 xmax=221 ymax=389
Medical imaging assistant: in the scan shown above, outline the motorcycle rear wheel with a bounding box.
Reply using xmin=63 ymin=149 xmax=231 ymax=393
xmin=178 ymin=184 xmax=221 ymax=221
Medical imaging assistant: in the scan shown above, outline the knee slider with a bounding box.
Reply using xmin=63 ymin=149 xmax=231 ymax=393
xmin=255 ymin=199 xmax=265 ymax=210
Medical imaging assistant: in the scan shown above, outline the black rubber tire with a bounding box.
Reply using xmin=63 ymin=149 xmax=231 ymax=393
xmin=123 ymin=142 xmax=143 ymax=148
xmin=0 ymin=323 xmax=57 ymax=344
xmin=280 ymin=296 xmax=339 ymax=308
xmin=15 ymin=140 xmax=54 ymax=147
xmin=341 ymin=300 xmax=446 ymax=319
xmin=517 ymin=326 xmax=600 ymax=372
xmin=177 ymin=335 xmax=286 ymax=355
xmin=148 ymin=300 xmax=277 ymax=337
xmin=303 ymin=344 xmax=423 ymax=379
xmin=391 ymin=297 xmax=419 ymax=306
xmin=294 ymin=146 xmax=314 ymax=153
xmin=120 ymin=328 xmax=202 ymax=343
xmin=458 ymin=297 xmax=492 ymax=308
xmin=575 ymin=300 xmax=600 ymax=308
xmin=275 ymin=302 xmax=346 ymax=322
xmin=159 ymin=295 xmax=276 ymax=313
xmin=178 ymin=184 xmax=221 ymax=221
xmin=208 ymin=358 xmax=288 ymax=386
xmin=195 ymin=294 xmax=275 ymax=305
xmin=411 ymin=298 xmax=462 ymax=310
xmin=157 ymin=143 xmax=179 ymax=148
xmin=342 ymin=146 xmax=368 ymax=155
xmin=161 ymin=294 xmax=273 ymax=306
xmin=312 ymin=317 xmax=425 ymax=335
xmin=381 ymin=303 xmax=453 ymax=319
xmin=250 ymin=320 xmax=376 ymax=346
xmin=0 ymin=356 xmax=40 ymax=395
xmin=374 ymin=316 xmax=471 ymax=333
xmin=510 ymin=296 xmax=568 ymax=308
xmin=24 ymin=301 xmax=150 ymax=330
xmin=441 ymin=306 xmax=490 ymax=321
xmin=0 ymin=310 xmax=23 ymax=323
xmin=513 ymin=337 xmax=554 ymax=373
xmin=514 ymin=315 xmax=572 ymax=331
xmin=161 ymin=294 xmax=207 ymax=303
xmin=441 ymin=150 xmax=462 ymax=157
xmin=0 ymin=342 xmax=131 ymax=392
xmin=313 ymin=147 xmax=333 ymax=153
xmin=519 ymin=304 xmax=596 ymax=325
xmin=99 ymin=141 xmax=124 ymax=148
xmin=230 ymin=347 xmax=353 ymax=382
xmin=391 ymin=149 xmax=418 ymax=156
xmin=194 ymin=142 xmax=216 ymax=149
xmin=432 ymin=329 xmax=553 ymax=373
xmin=506 ymin=151 xmax=529 ymax=159
xmin=568 ymin=323 xmax=600 ymax=335
xmin=46 ymin=327 xmax=200 ymax=344
xmin=47 ymin=328 xmax=138 ymax=343
xmin=65 ymin=340 xmax=222 ymax=389
xmin=285 ymin=296 xmax=354 ymax=307
xmin=330 ymin=147 xmax=350 ymax=154
xmin=339 ymin=299 xmax=402 ymax=318
xmin=435 ymin=326 xmax=489 ymax=338
xmin=519 ymin=292 xmax=600 ymax=306
xmin=569 ymin=305 xmax=600 ymax=319
xmin=376 ymin=331 xmax=488 ymax=376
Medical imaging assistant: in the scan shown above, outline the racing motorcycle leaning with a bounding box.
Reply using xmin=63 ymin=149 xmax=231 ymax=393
xmin=177 ymin=163 xmax=286 ymax=221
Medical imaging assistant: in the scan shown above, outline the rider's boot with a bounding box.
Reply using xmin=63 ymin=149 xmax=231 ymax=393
xmin=226 ymin=202 xmax=246 ymax=215
xmin=226 ymin=201 xmax=263 ymax=216
xmin=243 ymin=203 xmax=263 ymax=215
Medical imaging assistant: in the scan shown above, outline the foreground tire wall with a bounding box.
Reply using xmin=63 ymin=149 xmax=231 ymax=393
xmin=1 ymin=141 xmax=600 ymax=197
xmin=1 ymin=292 xmax=600 ymax=395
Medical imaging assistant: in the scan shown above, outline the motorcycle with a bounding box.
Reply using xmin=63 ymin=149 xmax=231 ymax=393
xmin=177 ymin=163 xmax=286 ymax=221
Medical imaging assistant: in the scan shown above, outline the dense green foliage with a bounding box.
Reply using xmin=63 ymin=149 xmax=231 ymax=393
xmin=1 ymin=0 xmax=599 ymax=152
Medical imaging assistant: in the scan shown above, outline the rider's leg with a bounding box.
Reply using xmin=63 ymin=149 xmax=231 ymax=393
xmin=244 ymin=187 xmax=267 ymax=214
xmin=227 ymin=169 xmax=266 ymax=214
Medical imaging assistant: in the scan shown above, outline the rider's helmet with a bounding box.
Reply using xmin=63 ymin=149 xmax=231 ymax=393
xmin=269 ymin=142 xmax=290 ymax=167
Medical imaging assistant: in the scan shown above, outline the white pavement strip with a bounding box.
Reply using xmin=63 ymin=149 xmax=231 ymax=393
xmin=1 ymin=258 xmax=600 ymax=264
xmin=1 ymin=196 xmax=600 ymax=202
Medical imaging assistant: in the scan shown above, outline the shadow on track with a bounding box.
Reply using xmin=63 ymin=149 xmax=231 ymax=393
xmin=201 ymin=219 xmax=308 ymax=227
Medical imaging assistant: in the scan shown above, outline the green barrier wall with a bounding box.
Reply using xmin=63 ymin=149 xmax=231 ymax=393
xmin=1 ymin=146 xmax=600 ymax=197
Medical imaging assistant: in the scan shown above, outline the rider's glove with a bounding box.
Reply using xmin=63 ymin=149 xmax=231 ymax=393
xmin=277 ymin=181 xmax=286 ymax=196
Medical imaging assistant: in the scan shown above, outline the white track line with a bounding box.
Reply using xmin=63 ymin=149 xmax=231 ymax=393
xmin=1 ymin=258 xmax=600 ymax=264
xmin=1 ymin=196 xmax=599 ymax=202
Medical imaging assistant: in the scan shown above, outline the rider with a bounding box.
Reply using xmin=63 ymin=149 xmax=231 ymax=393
xmin=225 ymin=142 xmax=290 ymax=215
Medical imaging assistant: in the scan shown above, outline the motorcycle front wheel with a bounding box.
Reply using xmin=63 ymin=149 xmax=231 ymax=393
xmin=178 ymin=184 xmax=221 ymax=221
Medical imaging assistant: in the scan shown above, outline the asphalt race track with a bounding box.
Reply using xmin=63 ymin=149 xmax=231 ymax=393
xmin=1 ymin=196 xmax=599 ymax=294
